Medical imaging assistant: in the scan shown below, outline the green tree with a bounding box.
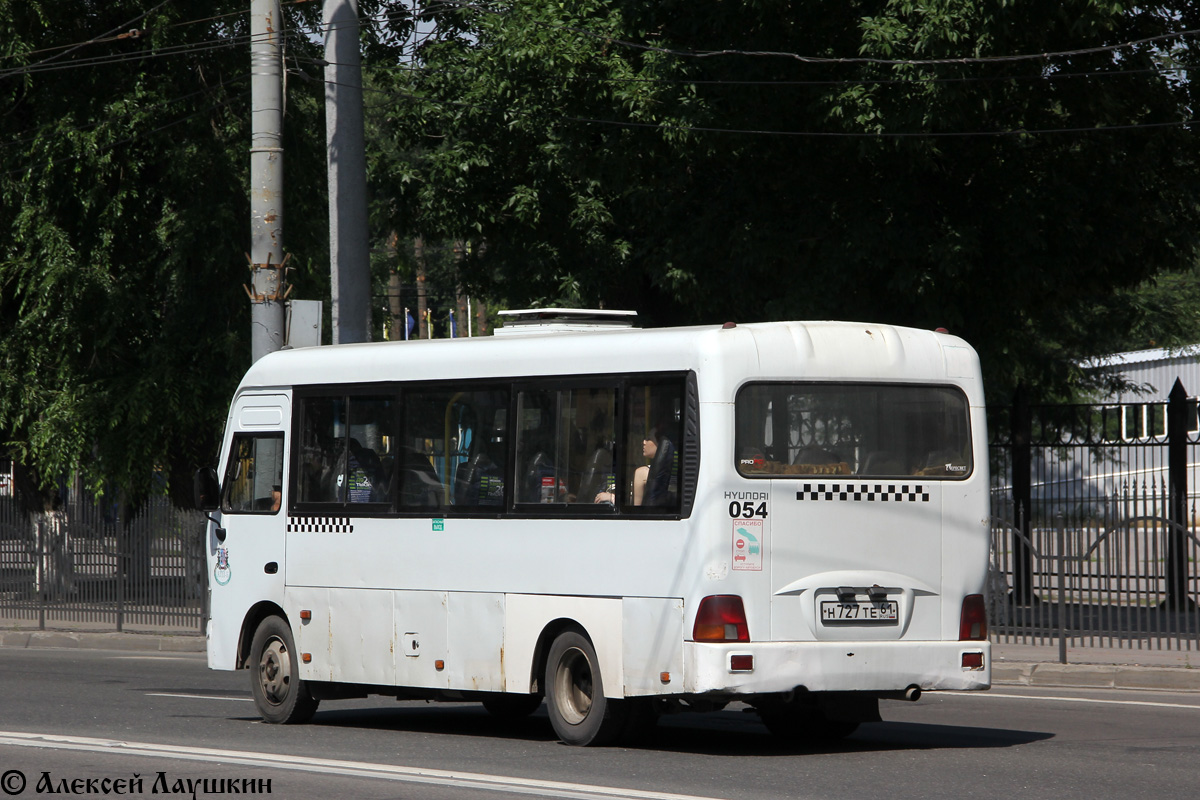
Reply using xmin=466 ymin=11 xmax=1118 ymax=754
xmin=0 ymin=0 xmax=330 ymax=508
xmin=370 ymin=1 xmax=1200 ymax=404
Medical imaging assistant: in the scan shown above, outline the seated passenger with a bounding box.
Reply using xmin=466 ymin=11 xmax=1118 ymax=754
xmin=596 ymin=428 xmax=674 ymax=507
xmin=641 ymin=429 xmax=676 ymax=507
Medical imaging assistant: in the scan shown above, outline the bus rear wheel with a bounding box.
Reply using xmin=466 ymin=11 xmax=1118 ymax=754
xmin=545 ymin=630 xmax=628 ymax=746
xmin=249 ymin=616 xmax=319 ymax=724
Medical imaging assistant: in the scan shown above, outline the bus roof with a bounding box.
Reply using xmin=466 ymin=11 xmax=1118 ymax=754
xmin=235 ymin=320 xmax=983 ymax=405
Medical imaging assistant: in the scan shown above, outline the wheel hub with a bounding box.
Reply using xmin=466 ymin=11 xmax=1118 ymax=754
xmin=555 ymin=646 xmax=594 ymax=725
xmin=258 ymin=637 xmax=290 ymax=705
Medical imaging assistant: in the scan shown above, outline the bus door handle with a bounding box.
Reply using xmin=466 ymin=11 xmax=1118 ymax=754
xmin=264 ymin=562 xmax=278 ymax=574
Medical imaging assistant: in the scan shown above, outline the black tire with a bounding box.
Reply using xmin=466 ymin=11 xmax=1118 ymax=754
xmin=481 ymin=692 xmax=543 ymax=719
xmin=248 ymin=616 xmax=319 ymax=724
xmin=544 ymin=630 xmax=629 ymax=746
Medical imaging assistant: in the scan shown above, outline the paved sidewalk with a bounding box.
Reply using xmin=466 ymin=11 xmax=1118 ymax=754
xmin=992 ymin=640 xmax=1200 ymax=691
xmin=3 ymin=618 xmax=1199 ymax=691
xmin=0 ymin=618 xmax=205 ymax=654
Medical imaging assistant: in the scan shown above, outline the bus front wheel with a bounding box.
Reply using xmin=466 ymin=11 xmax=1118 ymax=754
xmin=249 ymin=616 xmax=319 ymax=724
xmin=545 ymin=630 xmax=628 ymax=746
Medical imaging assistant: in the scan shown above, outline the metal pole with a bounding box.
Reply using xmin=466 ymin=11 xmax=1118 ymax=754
xmin=36 ymin=517 xmax=45 ymax=631
xmin=324 ymin=0 xmax=371 ymax=344
xmin=250 ymin=0 xmax=287 ymax=362
xmin=1165 ymin=379 xmax=1194 ymax=611
xmin=115 ymin=503 xmax=124 ymax=633
xmin=1057 ymin=515 xmax=1067 ymax=664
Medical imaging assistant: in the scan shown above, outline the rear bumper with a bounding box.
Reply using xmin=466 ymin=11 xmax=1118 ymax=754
xmin=682 ymin=640 xmax=991 ymax=695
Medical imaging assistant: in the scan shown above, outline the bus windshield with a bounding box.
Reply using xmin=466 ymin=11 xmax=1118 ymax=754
xmin=735 ymin=383 xmax=972 ymax=479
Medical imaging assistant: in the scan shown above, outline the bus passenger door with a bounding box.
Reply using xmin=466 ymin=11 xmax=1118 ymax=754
xmin=207 ymin=394 xmax=290 ymax=671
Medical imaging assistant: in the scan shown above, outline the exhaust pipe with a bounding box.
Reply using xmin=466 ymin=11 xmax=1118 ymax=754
xmin=877 ymin=685 xmax=923 ymax=702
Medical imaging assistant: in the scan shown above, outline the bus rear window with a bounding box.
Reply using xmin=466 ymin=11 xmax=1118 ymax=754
xmin=735 ymin=383 xmax=972 ymax=479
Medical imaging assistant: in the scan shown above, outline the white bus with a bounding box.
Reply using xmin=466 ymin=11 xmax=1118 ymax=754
xmin=196 ymin=311 xmax=991 ymax=746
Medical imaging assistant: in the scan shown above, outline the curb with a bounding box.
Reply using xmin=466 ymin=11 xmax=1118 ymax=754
xmin=993 ymin=661 xmax=1200 ymax=692
xmin=0 ymin=630 xmax=205 ymax=654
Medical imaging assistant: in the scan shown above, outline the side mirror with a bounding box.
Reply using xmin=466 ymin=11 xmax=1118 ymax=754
xmin=194 ymin=467 xmax=221 ymax=512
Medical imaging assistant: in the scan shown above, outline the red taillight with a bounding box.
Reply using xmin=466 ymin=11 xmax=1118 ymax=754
xmin=959 ymin=594 xmax=987 ymax=641
xmin=693 ymin=595 xmax=750 ymax=642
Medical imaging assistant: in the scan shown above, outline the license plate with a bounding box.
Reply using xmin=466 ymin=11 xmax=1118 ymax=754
xmin=820 ymin=600 xmax=899 ymax=623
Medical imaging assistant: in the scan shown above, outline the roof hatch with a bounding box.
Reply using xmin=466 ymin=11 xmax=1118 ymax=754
xmin=494 ymin=308 xmax=638 ymax=336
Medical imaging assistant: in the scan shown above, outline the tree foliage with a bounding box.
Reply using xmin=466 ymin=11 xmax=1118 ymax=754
xmin=370 ymin=1 xmax=1200 ymax=403
xmin=4 ymin=1 xmax=1200 ymax=507
xmin=0 ymin=0 xmax=329 ymax=507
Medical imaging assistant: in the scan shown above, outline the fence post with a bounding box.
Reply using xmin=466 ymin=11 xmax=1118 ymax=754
xmin=36 ymin=516 xmax=45 ymax=631
xmin=1166 ymin=379 xmax=1193 ymax=611
xmin=115 ymin=501 xmax=124 ymax=633
xmin=1057 ymin=514 xmax=1067 ymax=664
xmin=1012 ymin=384 xmax=1035 ymax=604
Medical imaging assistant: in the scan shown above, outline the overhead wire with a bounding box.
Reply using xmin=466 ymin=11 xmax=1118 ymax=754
xmin=438 ymin=0 xmax=1200 ymax=67
xmin=4 ymin=87 xmax=251 ymax=178
xmin=332 ymin=70 xmax=1198 ymax=139
xmin=0 ymin=0 xmax=176 ymax=72
xmin=326 ymin=52 xmax=1196 ymax=88
xmin=0 ymin=73 xmax=252 ymax=154
xmin=2 ymin=1 xmax=1192 ymax=89
xmin=2 ymin=0 xmax=1194 ymax=151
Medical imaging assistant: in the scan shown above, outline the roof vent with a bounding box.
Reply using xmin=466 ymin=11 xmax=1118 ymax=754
xmin=494 ymin=308 xmax=638 ymax=336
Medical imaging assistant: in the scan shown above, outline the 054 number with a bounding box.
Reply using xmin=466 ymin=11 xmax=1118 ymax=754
xmin=729 ymin=501 xmax=767 ymax=518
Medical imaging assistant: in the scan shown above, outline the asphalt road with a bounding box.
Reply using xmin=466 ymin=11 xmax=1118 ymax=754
xmin=1 ymin=647 xmax=1198 ymax=800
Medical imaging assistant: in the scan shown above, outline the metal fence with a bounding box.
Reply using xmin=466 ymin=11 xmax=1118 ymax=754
xmin=6 ymin=387 xmax=1200 ymax=650
xmin=989 ymin=384 xmax=1200 ymax=655
xmin=0 ymin=495 xmax=206 ymax=632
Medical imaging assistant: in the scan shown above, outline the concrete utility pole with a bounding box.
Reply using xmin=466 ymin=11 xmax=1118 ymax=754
xmin=324 ymin=0 xmax=371 ymax=344
xmin=249 ymin=0 xmax=288 ymax=362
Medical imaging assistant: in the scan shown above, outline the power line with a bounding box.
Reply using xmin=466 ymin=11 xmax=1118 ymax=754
xmin=332 ymin=71 xmax=1199 ymax=140
xmin=0 ymin=37 xmax=247 ymax=80
xmin=5 ymin=3 xmax=1193 ymax=145
xmin=0 ymin=74 xmax=252 ymax=154
xmin=5 ymin=88 xmax=250 ymax=178
xmin=341 ymin=52 xmax=1196 ymax=88
xmin=442 ymin=0 xmax=1200 ymax=67
xmin=0 ymin=4 xmax=426 ymax=82
xmin=0 ymin=0 xmax=175 ymax=76
xmin=4 ymin=1 xmax=1195 ymax=84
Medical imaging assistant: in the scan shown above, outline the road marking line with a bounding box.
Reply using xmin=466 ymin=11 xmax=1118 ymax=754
xmin=0 ymin=732 xmax=730 ymax=800
xmin=145 ymin=692 xmax=254 ymax=702
xmin=944 ymin=691 xmax=1200 ymax=710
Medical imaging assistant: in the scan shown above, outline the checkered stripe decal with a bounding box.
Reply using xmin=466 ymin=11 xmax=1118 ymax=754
xmin=797 ymin=483 xmax=930 ymax=503
xmin=287 ymin=516 xmax=354 ymax=534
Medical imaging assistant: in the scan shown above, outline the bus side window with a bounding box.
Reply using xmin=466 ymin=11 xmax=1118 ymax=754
xmin=515 ymin=389 xmax=562 ymax=504
xmin=297 ymin=396 xmax=343 ymax=504
xmin=515 ymin=386 xmax=617 ymax=509
xmin=400 ymin=387 xmax=509 ymax=510
xmin=296 ymin=394 xmax=394 ymax=507
xmin=345 ymin=396 xmax=393 ymax=504
xmin=623 ymin=381 xmax=682 ymax=511
xmin=222 ymin=433 xmax=285 ymax=514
